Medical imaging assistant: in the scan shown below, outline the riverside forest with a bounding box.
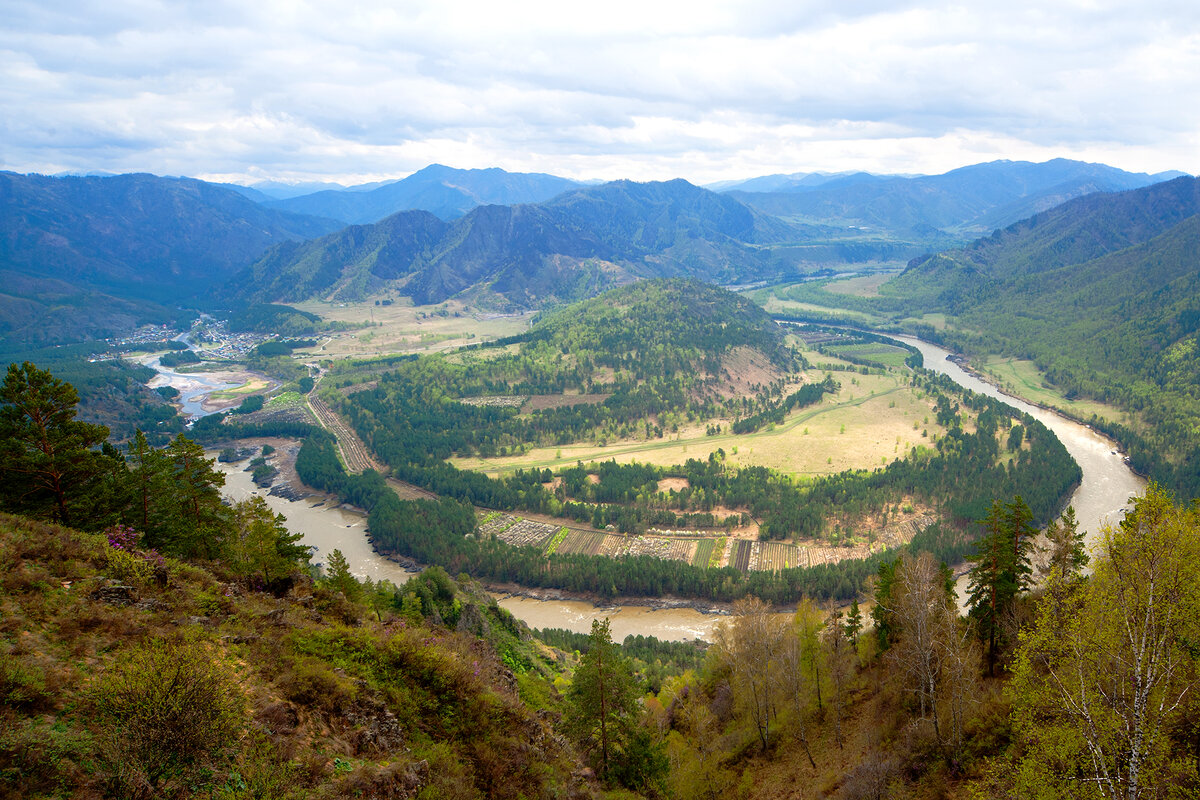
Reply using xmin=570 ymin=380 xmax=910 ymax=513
xmin=2 ymin=164 xmax=1199 ymax=800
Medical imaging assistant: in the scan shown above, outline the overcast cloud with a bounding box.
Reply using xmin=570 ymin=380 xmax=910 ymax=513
xmin=2 ymin=0 xmax=1197 ymax=185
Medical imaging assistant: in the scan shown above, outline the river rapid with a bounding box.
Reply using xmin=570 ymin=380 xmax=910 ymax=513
xmin=193 ymin=334 xmax=1143 ymax=642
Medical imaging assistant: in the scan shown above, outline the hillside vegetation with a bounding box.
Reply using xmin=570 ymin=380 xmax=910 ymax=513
xmin=291 ymin=281 xmax=1080 ymax=606
xmin=0 ymin=512 xmax=594 ymax=800
xmin=0 ymin=172 xmax=340 ymax=346
xmin=884 ymin=176 xmax=1200 ymax=496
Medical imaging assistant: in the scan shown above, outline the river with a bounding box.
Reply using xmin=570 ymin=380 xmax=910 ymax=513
xmin=189 ymin=332 xmax=1143 ymax=642
xmin=895 ymin=336 xmax=1146 ymax=552
xmin=143 ymin=355 xmax=237 ymax=419
xmin=212 ymin=458 xmax=726 ymax=641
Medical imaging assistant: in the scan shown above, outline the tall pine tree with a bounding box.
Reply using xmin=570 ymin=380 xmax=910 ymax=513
xmin=966 ymin=496 xmax=1035 ymax=673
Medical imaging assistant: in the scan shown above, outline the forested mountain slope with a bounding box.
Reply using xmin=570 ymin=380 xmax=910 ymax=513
xmin=887 ymin=176 xmax=1200 ymax=495
xmin=0 ymin=172 xmax=342 ymax=346
xmin=228 ymin=179 xmax=804 ymax=308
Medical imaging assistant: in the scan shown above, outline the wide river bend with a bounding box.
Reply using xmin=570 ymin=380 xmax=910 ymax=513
xmin=205 ymin=335 xmax=1144 ymax=641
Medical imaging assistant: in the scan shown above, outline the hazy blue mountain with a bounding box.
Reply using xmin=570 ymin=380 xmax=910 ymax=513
xmin=0 ymin=171 xmax=342 ymax=346
xmin=229 ymin=178 xmax=806 ymax=308
xmin=730 ymin=159 xmax=1181 ymax=236
xmin=264 ymin=164 xmax=584 ymax=224
xmin=709 ymin=171 xmax=881 ymax=193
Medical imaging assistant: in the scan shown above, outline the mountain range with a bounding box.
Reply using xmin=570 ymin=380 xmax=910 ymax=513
xmin=728 ymin=158 xmax=1183 ymax=235
xmin=0 ymin=159 xmax=1191 ymax=348
xmin=261 ymin=164 xmax=585 ymax=224
xmin=230 ymin=178 xmax=798 ymax=308
xmin=0 ymin=172 xmax=341 ymax=347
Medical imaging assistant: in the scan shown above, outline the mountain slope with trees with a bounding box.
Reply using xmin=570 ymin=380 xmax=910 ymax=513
xmin=884 ymin=176 xmax=1200 ymax=496
xmin=0 ymin=172 xmax=343 ymax=346
xmin=229 ymin=179 xmax=806 ymax=308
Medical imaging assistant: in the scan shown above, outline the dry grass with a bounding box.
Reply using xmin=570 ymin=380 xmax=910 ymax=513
xmin=290 ymin=299 xmax=533 ymax=360
xmin=822 ymin=272 xmax=901 ymax=297
xmin=452 ymin=369 xmax=943 ymax=479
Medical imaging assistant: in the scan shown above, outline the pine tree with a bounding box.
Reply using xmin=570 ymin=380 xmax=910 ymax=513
xmin=158 ymin=435 xmax=228 ymax=559
xmin=844 ymin=597 xmax=863 ymax=645
xmin=324 ymin=548 xmax=359 ymax=600
xmin=0 ymin=361 xmax=110 ymax=527
xmin=230 ymin=497 xmax=310 ymax=586
xmin=966 ymin=496 xmax=1036 ymax=673
xmin=565 ymin=618 xmax=637 ymax=779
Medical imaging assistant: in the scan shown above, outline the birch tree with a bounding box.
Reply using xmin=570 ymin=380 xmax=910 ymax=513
xmin=1011 ymin=485 xmax=1200 ymax=799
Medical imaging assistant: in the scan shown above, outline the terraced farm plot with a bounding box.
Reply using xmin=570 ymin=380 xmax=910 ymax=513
xmin=554 ymin=532 xmax=609 ymax=556
xmin=730 ymin=540 xmax=754 ymax=572
xmin=692 ymin=539 xmax=715 ymax=567
xmin=495 ymin=518 xmax=558 ymax=548
xmin=758 ymin=542 xmax=799 ymax=571
xmin=478 ymin=513 xmax=518 ymax=538
xmin=664 ymin=539 xmax=697 ymax=563
xmin=608 ymin=535 xmax=697 ymax=563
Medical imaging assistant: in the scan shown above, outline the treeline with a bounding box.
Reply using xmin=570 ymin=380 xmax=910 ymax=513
xmin=729 ymin=376 xmax=837 ymax=434
xmin=190 ymin=411 xmax=317 ymax=442
xmin=292 ymin=424 xmax=1056 ymax=604
xmin=535 ymin=628 xmax=707 ymax=674
xmin=338 ymin=370 xmax=1077 ymax=544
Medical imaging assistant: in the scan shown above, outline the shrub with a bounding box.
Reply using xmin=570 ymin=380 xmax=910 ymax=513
xmin=0 ymin=651 xmax=49 ymax=710
xmin=91 ymin=636 xmax=246 ymax=786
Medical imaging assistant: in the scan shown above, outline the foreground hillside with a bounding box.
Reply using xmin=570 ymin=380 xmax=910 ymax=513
xmin=0 ymin=513 xmax=590 ymax=800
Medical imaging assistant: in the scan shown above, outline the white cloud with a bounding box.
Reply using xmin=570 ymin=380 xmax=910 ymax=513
xmin=1 ymin=0 xmax=1197 ymax=183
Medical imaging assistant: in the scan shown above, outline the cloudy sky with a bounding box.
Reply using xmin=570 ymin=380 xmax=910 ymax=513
xmin=2 ymin=0 xmax=1198 ymax=186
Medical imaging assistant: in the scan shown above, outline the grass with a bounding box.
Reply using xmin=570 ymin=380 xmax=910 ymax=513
xmin=822 ymin=272 xmax=904 ymax=297
xmin=821 ymin=342 xmax=912 ymax=369
xmin=978 ymin=356 xmax=1128 ymax=425
xmin=291 ymin=298 xmax=534 ymax=361
xmin=450 ymin=369 xmax=940 ymax=480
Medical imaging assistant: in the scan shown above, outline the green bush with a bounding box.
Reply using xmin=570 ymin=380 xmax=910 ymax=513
xmin=0 ymin=652 xmax=49 ymax=710
xmin=91 ymin=636 xmax=246 ymax=786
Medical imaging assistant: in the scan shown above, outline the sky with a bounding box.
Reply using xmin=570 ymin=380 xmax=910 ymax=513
xmin=2 ymin=0 xmax=1198 ymax=187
